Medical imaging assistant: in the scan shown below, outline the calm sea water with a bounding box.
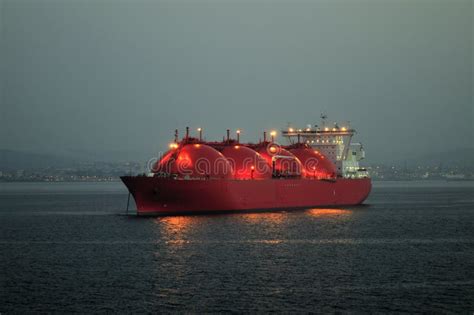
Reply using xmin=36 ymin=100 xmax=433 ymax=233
xmin=1 ymin=181 xmax=473 ymax=313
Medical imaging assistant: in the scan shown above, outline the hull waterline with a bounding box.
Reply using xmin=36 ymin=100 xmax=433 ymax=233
xmin=121 ymin=176 xmax=372 ymax=216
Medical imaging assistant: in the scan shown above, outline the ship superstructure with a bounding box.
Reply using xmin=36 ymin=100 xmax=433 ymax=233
xmin=282 ymin=115 xmax=368 ymax=179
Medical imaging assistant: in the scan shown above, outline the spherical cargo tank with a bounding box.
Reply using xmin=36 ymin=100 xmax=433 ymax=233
xmin=256 ymin=143 xmax=302 ymax=177
xmin=152 ymin=149 xmax=175 ymax=174
xmin=289 ymin=146 xmax=337 ymax=179
xmin=154 ymin=144 xmax=233 ymax=179
xmin=221 ymin=145 xmax=272 ymax=179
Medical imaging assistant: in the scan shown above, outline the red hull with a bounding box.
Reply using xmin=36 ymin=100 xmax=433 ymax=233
xmin=121 ymin=176 xmax=371 ymax=215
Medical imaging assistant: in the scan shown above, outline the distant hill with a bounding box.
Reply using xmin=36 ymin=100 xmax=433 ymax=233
xmin=420 ymin=148 xmax=474 ymax=167
xmin=52 ymin=148 xmax=148 ymax=163
xmin=3 ymin=147 xmax=473 ymax=172
xmin=0 ymin=150 xmax=82 ymax=171
xmin=0 ymin=149 xmax=147 ymax=171
xmin=381 ymin=147 xmax=474 ymax=168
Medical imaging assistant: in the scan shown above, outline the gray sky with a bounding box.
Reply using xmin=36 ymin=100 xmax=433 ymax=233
xmin=1 ymin=0 xmax=472 ymax=162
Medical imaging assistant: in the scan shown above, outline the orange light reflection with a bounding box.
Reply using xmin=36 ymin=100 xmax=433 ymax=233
xmin=155 ymin=216 xmax=194 ymax=246
xmin=241 ymin=212 xmax=287 ymax=224
xmin=307 ymin=208 xmax=352 ymax=217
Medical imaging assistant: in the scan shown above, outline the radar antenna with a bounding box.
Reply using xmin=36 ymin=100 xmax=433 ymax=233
xmin=320 ymin=113 xmax=328 ymax=128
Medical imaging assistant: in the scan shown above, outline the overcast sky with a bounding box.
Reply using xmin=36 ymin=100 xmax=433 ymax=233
xmin=1 ymin=0 xmax=472 ymax=162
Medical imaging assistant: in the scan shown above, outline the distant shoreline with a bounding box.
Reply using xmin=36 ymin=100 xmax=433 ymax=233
xmin=0 ymin=179 xmax=122 ymax=183
xmin=1 ymin=178 xmax=473 ymax=183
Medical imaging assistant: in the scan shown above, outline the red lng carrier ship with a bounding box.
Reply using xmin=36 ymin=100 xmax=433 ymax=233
xmin=121 ymin=117 xmax=371 ymax=215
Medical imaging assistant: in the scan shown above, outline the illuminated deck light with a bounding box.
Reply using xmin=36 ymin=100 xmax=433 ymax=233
xmin=197 ymin=127 xmax=203 ymax=140
xmin=270 ymin=131 xmax=277 ymax=142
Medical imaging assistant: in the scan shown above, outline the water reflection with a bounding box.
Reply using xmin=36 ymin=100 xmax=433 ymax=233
xmin=155 ymin=216 xmax=195 ymax=247
xmin=240 ymin=212 xmax=288 ymax=224
xmin=157 ymin=216 xmax=194 ymax=232
xmin=306 ymin=208 xmax=353 ymax=217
